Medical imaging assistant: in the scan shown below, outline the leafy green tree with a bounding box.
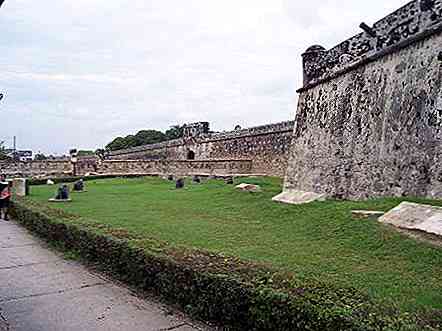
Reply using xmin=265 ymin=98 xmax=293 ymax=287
xmin=123 ymin=135 xmax=138 ymax=149
xmin=105 ymin=137 xmax=127 ymax=151
xmin=134 ymin=130 xmax=166 ymax=146
xmin=34 ymin=153 xmax=48 ymax=161
xmin=0 ymin=141 xmax=11 ymax=161
xmin=77 ymin=150 xmax=95 ymax=157
xmin=105 ymin=125 xmax=185 ymax=152
xmin=165 ymin=125 xmax=185 ymax=140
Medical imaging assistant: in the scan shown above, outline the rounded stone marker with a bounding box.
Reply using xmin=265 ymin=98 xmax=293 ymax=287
xmin=225 ymin=177 xmax=234 ymax=185
xmin=175 ymin=178 xmax=185 ymax=189
xmin=12 ymin=178 xmax=27 ymax=197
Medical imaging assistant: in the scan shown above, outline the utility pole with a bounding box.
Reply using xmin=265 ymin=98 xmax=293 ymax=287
xmin=13 ymin=136 xmax=16 ymax=161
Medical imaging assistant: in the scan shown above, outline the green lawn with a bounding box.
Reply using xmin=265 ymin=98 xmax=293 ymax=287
xmin=26 ymin=176 xmax=442 ymax=312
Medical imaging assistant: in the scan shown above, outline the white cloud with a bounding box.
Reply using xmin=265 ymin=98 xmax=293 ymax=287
xmin=0 ymin=0 xmax=408 ymax=153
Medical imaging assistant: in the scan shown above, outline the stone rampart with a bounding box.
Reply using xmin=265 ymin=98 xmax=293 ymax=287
xmin=85 ymin=159 xmax=253 ymax=177
xmin=282 ymin=0 xmax=442 ymax=201
xmin=164 ymin=159 xmax=253 ymax=176
xmin=0 ymin=159 xmax=253 ymax=179
xmin=107 ymin=121 xmax=294 ymax=177
xmin=0 ymin=161 xmax=72 ymax=178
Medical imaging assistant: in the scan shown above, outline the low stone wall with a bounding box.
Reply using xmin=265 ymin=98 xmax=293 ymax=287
xmin=1 ymin=159 xmax=254 ymax=179
xmin=165 ymin=159 xmax=253 ymax=176
xmin=87 ymin=159 xmax=253 ymax=177
xmin=0 ymin=161 xmax=72 ymax=178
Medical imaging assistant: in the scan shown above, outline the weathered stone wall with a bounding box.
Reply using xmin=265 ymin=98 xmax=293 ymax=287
xmin=84 ymin=159 xmax=253 ymax=177
xmin=107 ymin=139 xmax=183 ymax=161
xmin=196 ymin=122 xmax=294 ymax=176
xmin=283 ymin=0 xmax=442 ymax=200
xmin=92 ymin=160 xmax=161 ymax=175
xmin=0 ymin=161 xmax=72 ymax=178
xmin=0 ymin=158 xmax=253 ymax=179
xmin=164 ymin=159 xmax=253 ymax=177
xmin=107 ymin=121 xmax=294 ymax=177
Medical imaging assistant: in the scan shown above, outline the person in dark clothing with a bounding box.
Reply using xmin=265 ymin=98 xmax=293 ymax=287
xmin=0 ymin=175 xmax=11 ymax=221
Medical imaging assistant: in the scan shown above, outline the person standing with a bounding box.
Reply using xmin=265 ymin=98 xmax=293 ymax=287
xmin=0 ymin=174 xmax=11 ymax=221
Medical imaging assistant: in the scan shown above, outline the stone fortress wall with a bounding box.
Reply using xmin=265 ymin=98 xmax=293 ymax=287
xmin=97 ymin=159 xmax=253 ymax=177
xmin=0 ymin=159 xmax=254 ymax=179
xmin=282 ymin=0 xmax=442 ymax=200
xmin=107 ymin=121 xmax=295 ymax=177
xmin=0 ymin=121 xmax=293 ymax=179
xmin=0 ymin=161 xmax=73 ymax=178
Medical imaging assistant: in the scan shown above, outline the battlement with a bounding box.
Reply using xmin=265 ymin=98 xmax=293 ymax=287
xmin=301 ymin=0 xmax=442 ymax=89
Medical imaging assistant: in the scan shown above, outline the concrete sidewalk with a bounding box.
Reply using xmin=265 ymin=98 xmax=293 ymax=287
xmin=0 ymin=219 xmax=213 ymax=331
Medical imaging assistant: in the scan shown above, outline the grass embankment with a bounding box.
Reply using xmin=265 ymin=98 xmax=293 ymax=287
xmin=25 ymin=176 xmax=442 ymax=313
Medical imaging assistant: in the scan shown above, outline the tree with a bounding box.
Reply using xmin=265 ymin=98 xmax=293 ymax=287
xmin=104 ymin=125 xmax=185 ymax=152
xmin=0 ymin=141 xmax=11 ymax=161
xmin=134 ymin=130 xmax=166 ymax=146
xmin=165 ymin=125 xmax=185 ymax=140
xmin=77 ymin=150 xmax=94 ymax=157
xmin=123 ymin=135 xmax=138 ymax=149
xmin=34 ymin=153 xmax=48 ymax=161
xmin=105 ymin=137 xmax=127 ymax=151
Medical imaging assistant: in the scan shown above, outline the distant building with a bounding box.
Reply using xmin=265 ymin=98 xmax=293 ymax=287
xmin=16 ymin=150 xmax=33 ymax=161
xmin=5 ymin=150 xmax=33 ymax=161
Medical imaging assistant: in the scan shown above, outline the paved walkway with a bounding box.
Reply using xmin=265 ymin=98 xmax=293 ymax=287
xmin=0 ymin=219 xmax=213 ymax=331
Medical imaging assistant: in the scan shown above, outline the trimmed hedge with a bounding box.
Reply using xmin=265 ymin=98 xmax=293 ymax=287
xmin=10 ymin=200 xmax=436 ymax=331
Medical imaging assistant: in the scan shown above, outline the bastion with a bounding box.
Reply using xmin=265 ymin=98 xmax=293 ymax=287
xmin=278 ymin=0 xmax=442 ymax=202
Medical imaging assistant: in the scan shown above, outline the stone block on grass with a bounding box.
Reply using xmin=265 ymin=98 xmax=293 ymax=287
xmin=379 ymin=202 xmax=442 ymax=236
xmin=48 ymin=199 xmax=72 ymax=203
xmin=235 ymin=183 xmax=261 ymax=193
xmin=272 ymin=189 xmax=326 ymax=205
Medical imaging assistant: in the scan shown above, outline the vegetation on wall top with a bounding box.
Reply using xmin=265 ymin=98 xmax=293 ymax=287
xmin=105 ymin=125 xmax=185 ymax=151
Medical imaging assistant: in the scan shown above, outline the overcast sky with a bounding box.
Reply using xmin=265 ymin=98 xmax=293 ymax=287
xmin=0 ymin=0 xmax=406 ymax=154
